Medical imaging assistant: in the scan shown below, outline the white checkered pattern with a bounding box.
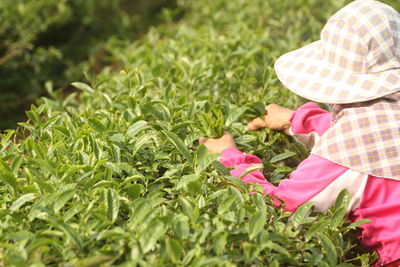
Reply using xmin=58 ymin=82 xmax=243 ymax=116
xmin=312 ymin=94 xmax=400 ymax=180
xmin=274 ymin=0 xmax=400 ymax=104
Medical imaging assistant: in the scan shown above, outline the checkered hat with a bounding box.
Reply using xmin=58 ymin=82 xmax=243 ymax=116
xmin=274 ymin=0 xmax=400 ymax=104
xmin=312 ymin=94 xmax=400 ymax=179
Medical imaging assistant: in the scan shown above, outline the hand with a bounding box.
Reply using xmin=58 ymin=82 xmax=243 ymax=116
xmin=199 ymin=133 xmax=237 ymax=153
xmin=247 ymin=104 xmax=294 ymax=134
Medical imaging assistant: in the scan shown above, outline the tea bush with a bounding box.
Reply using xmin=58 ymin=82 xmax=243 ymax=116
xmin=1 ymin=0 xmax=399 ymax=265
xmin=0 ymin=0 xmax=175 ymax=130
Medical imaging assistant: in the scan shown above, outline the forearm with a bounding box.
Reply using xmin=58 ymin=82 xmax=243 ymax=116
xmin=288 ymin=102 xmax=333 ymax=148
xmin=219 ymin=148 xmax=278 ymax=197
xmin=218 ymin=147 xmax=349 ymax=213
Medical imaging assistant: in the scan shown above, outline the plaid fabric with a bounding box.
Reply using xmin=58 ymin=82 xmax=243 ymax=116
xmin=274 ymin=0 xmax=400 ymax=104
xmin=312 ymin=95 xmax=400 ymax=180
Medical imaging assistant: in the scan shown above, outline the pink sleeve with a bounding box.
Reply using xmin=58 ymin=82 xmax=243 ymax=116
xmin=289 ymin=102 xmax=333 ymax=148
xmin=219 ymin=148 xmax=277 ymax=196
xmin=290 ymin=102 xmax=333 ymax=135
xmin=219 ymin=147 xmax=348 ymax=212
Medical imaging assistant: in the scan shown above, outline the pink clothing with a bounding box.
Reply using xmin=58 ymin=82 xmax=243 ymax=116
xmin=219 ymin=102 xmax=400 ymax=265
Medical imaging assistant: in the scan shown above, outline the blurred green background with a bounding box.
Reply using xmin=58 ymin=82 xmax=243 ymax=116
xmin=0 ymin=0 xmax=178 ymax=130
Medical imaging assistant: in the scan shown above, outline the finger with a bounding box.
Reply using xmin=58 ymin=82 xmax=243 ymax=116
xmin=222 ymin=132 xmax=232 ymax=138
xmin=199 ymin=137 xmax=208 ymax=144
xmin=265 ymin=103 xmax=278 ymax=114
xmin=247 ymin=117 xmax=267 ymax=130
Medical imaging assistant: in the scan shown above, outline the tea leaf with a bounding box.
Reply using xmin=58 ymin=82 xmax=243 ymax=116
xmin=238 ymin=164 xmax=263 ymax=179
xmin=317 ymin=233 xmax=337 ymax=266
xmin=107 ymin=188 xmax=120 ymax=223
xmin=139 ymin=219 xmax=166 ymax=253
xmin=348 ymin=219 xmax=372 ymax=229
xmin=269 ymin=152 xmax=297 ymax=163
xmin=166 ymin=238 xmax=183 ymax=263
xmin=163 ymin=130 xmax=192 ymax=163
xmin=1 ymin=170 xmax=18 ymax=190
xmin=334 ymin=189 xmax=350 ymax=210
xmin=126 ymin=120 xmax=148 ymax=138
xmin=330 ymin=206 xmax=347 ymax=228
xmin=248 ymin=211 xmax=266 ymax=239
xmin=71 ymin=82 xmax=94 ymax=94
xmin=54 ymin=189 xmax=75 ymax=213
xmin=305 ymin=219 xmax=330 ymax=241
xmin=53 ymin=220 xmax=84 ymax=251
xmin=10 ymin=193 xmax=36 ymax=212
xmin=225 ymin=107 xmax=247 ymax=126
xmin=292 ymin=202 xmax=314 ymax=228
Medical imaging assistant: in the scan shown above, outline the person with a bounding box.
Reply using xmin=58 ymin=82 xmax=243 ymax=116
xmin=199 ymin=0 xmax=400 ymax=266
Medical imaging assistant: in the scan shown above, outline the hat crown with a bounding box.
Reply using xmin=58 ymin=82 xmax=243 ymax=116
xmin=320 ymin=0 xmax=400 ymax=73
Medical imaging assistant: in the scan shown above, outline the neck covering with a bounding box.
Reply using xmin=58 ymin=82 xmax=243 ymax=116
xmin=312 ymin=92 xmax=400 ymax=180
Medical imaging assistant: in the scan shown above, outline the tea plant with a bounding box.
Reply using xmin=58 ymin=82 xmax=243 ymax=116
xmin=2 ymin=0 xmax=398 ymax=265
xmin=0 ymin=0 xmax=176 ymax=129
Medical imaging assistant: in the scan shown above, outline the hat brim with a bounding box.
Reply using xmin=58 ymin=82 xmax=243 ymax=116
xmin=274 ymin=41 xmax=400 ymax=104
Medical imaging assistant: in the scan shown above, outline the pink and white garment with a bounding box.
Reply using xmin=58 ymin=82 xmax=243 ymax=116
xmin=219 ymin=102 xmax=400 ymax=265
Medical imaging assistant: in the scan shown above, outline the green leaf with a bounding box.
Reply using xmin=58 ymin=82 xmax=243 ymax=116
xmin=176 ymin=174 xmax=198 ymax=190
xmin=264 ymin=241 xmax=290 ymax=257
xmin=97 ymin=227 xmax=130 ymax=241
xmin=292 ymin=202 xmax=314 ymax=228
xmin=54 ymin=189 xmax=75 ymax=213
xmin=126 ymin=120 xmax=148 ymax=138
xmin=107 ymin=188 xmax=120 ymax=223
xmin=78 ymin=255 xmax=114 ymax=267
xmin=88 ymin=117 xmax=105 ymax=132
xmin=248 ymin=211 xmax=266 ymax=239
xmin=305 ymin=219 xmax=330 ymax=241
xmin=269 ymin=152 xmax=297 ymax=163
xmin=71 ymin=82 xmax=94 ymax=93
xmin=64 ymin=205 xmax=84 ymax=222
xmin=54 ymin=126 xmax=71 ymax=137
xmin=317 ymin=233 xmax=337 ymax=266
xmin=334 ymin=189 xmax=350 ymax=210
xmin=330 ymin=206 xmax=347 ymax=228
xmin=337 ymin=264 xmax=358 ymax=267
xmin=225 ymin=107 xmax=247 ymax=126
xmin=10 ymin=193 xmax=36 ymax=212
xmin=235 ymin=135 xmax=257 ymax=145
xmin=26 ymin=238 xmax=55 ymax=254
xmin=11 ymin=155 xmax=23 ymax=174
xmin=131 ymin=134 xmax=152 ymax=158
xmin=264 ymin=241 xmax=291 ymax=258
xmin=253 ymin=102 xmax=266 ymax=114
xmin=243 ymin=242 xmax=259 ymax=262
xmin=53 ymin=220 xmax=84 ymax=251
xmin=104 ymin=162 xmax=123 ymax=175
xmin=0 ymin=170 xmax=18 ymax=190
xmin=238 ymin=164 xmax=263 ymax=179
xmin=125 ymin=183 xmax=144 ymax=199
xmin=195 ymin=145 xmax=219 ymax=174
xmin=165 ymin=238 xmax=183 ymax=263
xmin=175 ymin=219 xmax=190 ymax=240
xmin=162 ymin=130 xmax=192 ymax=163
xmin=252 ymin=193 xmax=267 ymax=212
xmin=179 ymin=197 xmax=197 ymax=222
xmin=130 ymin=199 xmax=151 ymax=226
xmin=139 ymin=219 xmax=166 ymax=253
xmin=218 ymin=195 xmax=237 ymax=214
xmin=212 ymin=232 xmax=227 ymax=255
xmin=211 ymin=161 xmax=230 ymax=177
xmin=348 ymin=219 xmax=372 ymax=229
